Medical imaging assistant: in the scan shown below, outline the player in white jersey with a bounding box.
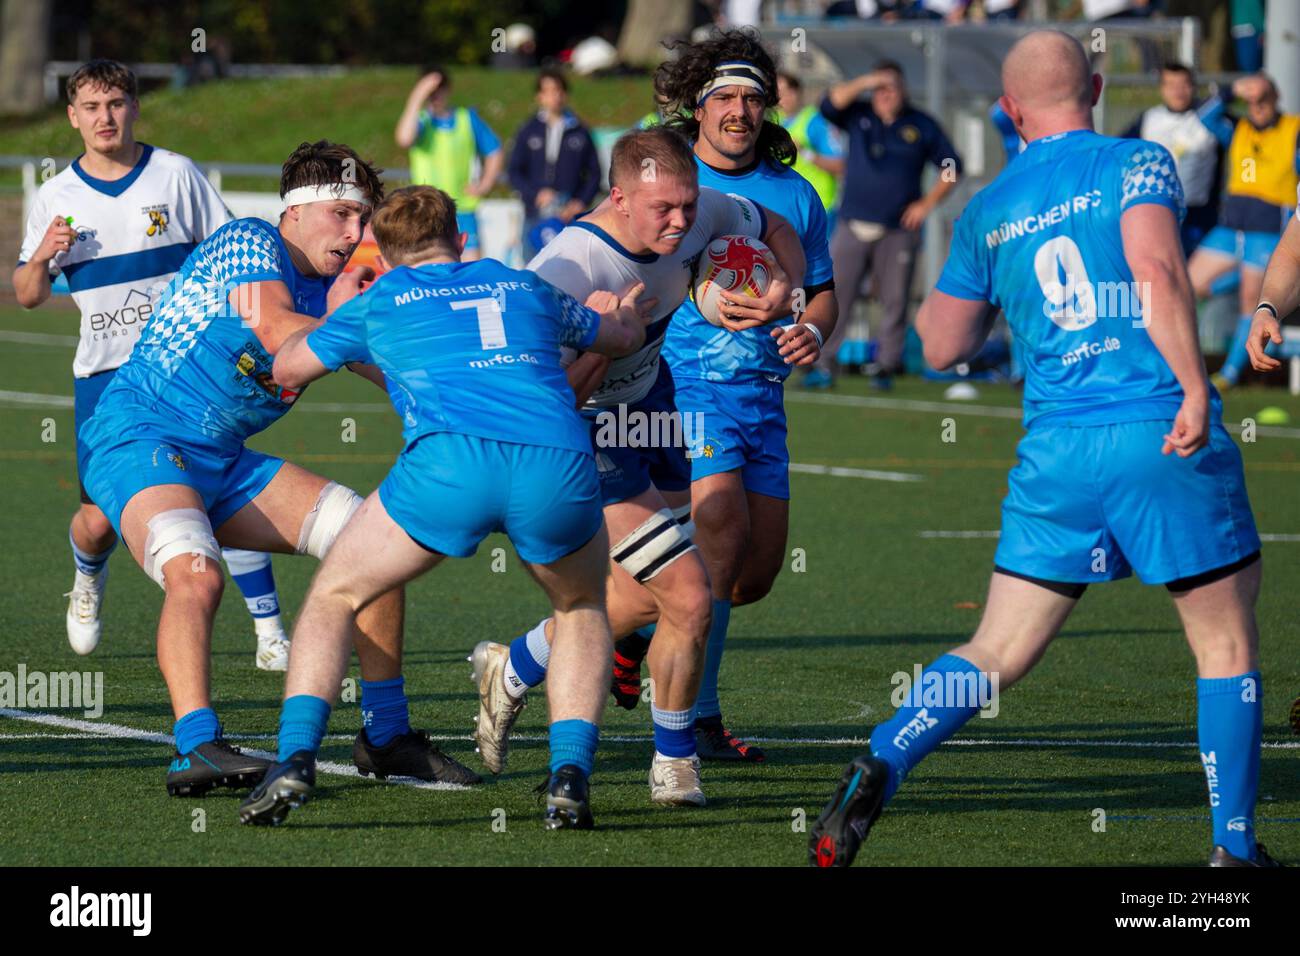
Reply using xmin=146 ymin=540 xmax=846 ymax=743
xmin=11 ymin=60 xmax=292 ymax=669
xmin=471 ymin=127 xmax=806 ymax=805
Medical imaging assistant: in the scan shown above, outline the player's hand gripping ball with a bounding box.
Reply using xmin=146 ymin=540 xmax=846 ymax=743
xmin=691 ymin=235 xmax=775 ymax=327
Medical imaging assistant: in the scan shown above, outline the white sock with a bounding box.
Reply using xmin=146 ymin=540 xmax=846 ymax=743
xmin=502 ymin=617 xmax=551 ymax=699
xmin=254 ymin=616 xmax=287 ymax=640
xmin=73 ymin=568 xmax=106 ymax=591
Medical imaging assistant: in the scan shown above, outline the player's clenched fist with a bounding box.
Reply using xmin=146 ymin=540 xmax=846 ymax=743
xmin=771 ymin=322 xmax=820 ymax=366
xmin=1245 ymin=305 xmax=1283 ymax=372
xmin=34 ymin=216 xmax=77 ymax=264
xmin=326 ymin=265 xmax=375 ymax=313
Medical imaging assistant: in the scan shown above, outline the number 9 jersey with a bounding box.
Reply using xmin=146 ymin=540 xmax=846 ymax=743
xmin=936 ymin=130 xmax=1198 ymax=429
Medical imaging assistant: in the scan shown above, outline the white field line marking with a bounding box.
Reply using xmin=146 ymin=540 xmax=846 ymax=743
xmin=789 ymin=462 xmax=924 ymax=483
xmin=4 ymin=724 xmax=1298 ymax=750
xmin=920 ymin=530 xmax=1300 ymax=543
xmin=0 ymin=389 xmax=73 ymax=408
xmin=0 ymin=330 xmax=81 ymax=347
xmin=0 ymin=709 xmax=470 ymax=791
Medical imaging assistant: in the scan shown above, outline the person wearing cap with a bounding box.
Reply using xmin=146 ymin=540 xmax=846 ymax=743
xmin=395 ymin=66 xmax=504 ymax=261
xmin=75 ymin=140 xmax=482 ymax=798
xmin=812 ymin=60 xmax=962 ymax=390
xmin=507 ymin=68 xmax=602 ymax=258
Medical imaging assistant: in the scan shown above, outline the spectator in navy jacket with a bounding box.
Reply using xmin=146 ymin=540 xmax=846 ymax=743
xmin=508 ymin=69 xmax=602 ymax=257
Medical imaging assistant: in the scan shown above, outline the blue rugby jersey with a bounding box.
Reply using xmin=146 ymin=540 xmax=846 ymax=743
xmin=306 ymin=259 xmax=599 ymax=456
xmin=89 ymin=217 xmax=330 ymax=450
xmin=935 ymin=129 xmax=1210 ymax=428
xmin=661 ymin=156 xmax=833 ymax=384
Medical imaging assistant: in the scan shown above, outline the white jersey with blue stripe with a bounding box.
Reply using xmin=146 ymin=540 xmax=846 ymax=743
xmin=936 ymin=129 xmax=1194 ymax=428
xmin=100 ymin=217 xmax=332 ymax=450
xmin=661 ymin=156 xmax=833 ymax=383
xmin=525 ymin=186 xmax=765 ymax=409
xmin=17 ymin=144 xmax=231 ymax=377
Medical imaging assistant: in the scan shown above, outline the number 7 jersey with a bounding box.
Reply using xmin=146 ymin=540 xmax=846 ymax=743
xmin=936 ymin=129 xmax=1198 ymax=428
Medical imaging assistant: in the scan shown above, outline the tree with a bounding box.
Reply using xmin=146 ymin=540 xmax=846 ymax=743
xmin=0 ymin=0 xmax=53 ymax=116
xmin=617 ymin=0 xmax=693 ymax=69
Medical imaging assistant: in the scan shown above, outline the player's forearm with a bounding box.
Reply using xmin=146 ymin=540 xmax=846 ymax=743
xmin=476 ymin=152 xmax=504 ymax=194
xmin=1133 ymin=260 xmax=1209 ymax=401
xmin=828 ymin=75 xmax=874 ymax=111
xmin=762 ymin=213 xmax=807 ymax=297
xmin=925 ymin=176 xmax=958 ymax=208
xmin=566 ymin=351 xmax=611 ymax=407
xmin=799 ymin=288 xmax=838 ymax=343
xmin=254 ymin=306 xmax=323 ymax=359
xmin=272 ymin=327 xmax=329 ymax=389
xmin=345 ymin=361 xmax=386 ymax=391
xmin=813 ymin=155 xmax=845 ymax=176
xmin=394 ymin=97 xmax=424 ymax=149
xmin=12 ymin=262 xmax=52 ymax=309
xmin=1257 ymin=218 xmax=1300 ymax=317
xmin=916 ymin=292 xmax=995 ymax=369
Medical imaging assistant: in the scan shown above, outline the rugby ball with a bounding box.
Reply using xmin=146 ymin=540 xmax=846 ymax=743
xmin=691 ymin=235 xmax=775 ymax=326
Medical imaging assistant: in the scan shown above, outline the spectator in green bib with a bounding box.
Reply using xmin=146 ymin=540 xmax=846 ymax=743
xmin=394 ymin=66 xmax=504 ymax=261
xmin=777 ymin=71 xmax=844 ymax=239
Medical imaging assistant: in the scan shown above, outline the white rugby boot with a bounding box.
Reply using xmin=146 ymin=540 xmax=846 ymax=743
xmin=469 ymin=641 xmax=526 ymax=774
xmin=65 ymin=566 xmax=108 ymax=656
xmin=649 ymin=752 xmax=707 ymax=807
xmin=255 ymin=624 xmax=291 ymax=672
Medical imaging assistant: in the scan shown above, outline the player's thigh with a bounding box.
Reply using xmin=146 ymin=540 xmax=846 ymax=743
xmin=1187 ymin=238 xmax=1239 ymax=297
xmin=1168 ymin=554 xmax=1261 ymax=674
xmin=526 ymin=521 xmax=611 ymax=613
xmin=965 ymin=570 xmax=1079 ymax=682
xmin=213 ymin=458 xmax=330 ymax=553
xmin=119 ymin=483 xmax=209 ymax=565
xmin=606 ymin=486 xmax=710 ymax=617
xmin=1237 ymin=265 xmax=1265 ymax=315
xmin=119 ymin=483 xmax=225 ymax=593
xmin=732 ymin=490 xmax=789 ymax=606
xmin=311 ymin=490 xmax=442 ymax=610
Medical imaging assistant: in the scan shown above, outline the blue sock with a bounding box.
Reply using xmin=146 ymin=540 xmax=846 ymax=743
xmin=549 ymin=718 xmax=599 ymax=776
xmin=693 ymin=599 xmax=731 ymax=721
xmin=222 ymin=548 xmax=281 ymax=619
xmin=652 ymin=705 xmax=696 ymax=757
xmin=70 ymin=529 xmax=115 ymax=576
xmin=869 ymin=654 xmax=990 ymax=803
xmin=508 ymin=622 xmax=550 ymax=688
xmin=1198 ymin=672 xmax=1262 ymax=860
xmin=174 ymin=707 xmax=220 ymax=755
xmin=1219 ymin=315 xmax=1253 ymax=384
xmin=278 ymin=694 xmax=332 ymax=761
xmin=360 ymin=676 xmax=410 ymax=747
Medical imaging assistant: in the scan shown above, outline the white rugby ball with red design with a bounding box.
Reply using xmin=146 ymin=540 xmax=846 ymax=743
xmin=691 ymin=235 xmax=775 ymax=326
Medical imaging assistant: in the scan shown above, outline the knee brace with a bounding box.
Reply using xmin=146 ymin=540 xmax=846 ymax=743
xmin=670 ymin=502 xmax=695 ymax=540
xmin=143 ymin=508 xmax=221 ymax=589
xmin=611 ymin=508 xmax=696 ymax=584
xmin=295 ymin=481 xmax=362 ymax=559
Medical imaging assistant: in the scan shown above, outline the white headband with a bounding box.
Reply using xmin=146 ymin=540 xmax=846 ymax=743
xmin=281 ymin=183 xmax=372 ymax=208
xmin=697 ymin=61 xmax=767 ymax=106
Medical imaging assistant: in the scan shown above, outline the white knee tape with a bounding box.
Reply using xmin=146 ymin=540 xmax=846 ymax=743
xmin=143 ymin=508 xmax=221 ymax=589
xmin=611 ymin=507 xmax=696 ymax=584
xmin=670 ymin=502 xmax=695 ymax=540
xmin=296 ymin=482 xmax=362 ymax=559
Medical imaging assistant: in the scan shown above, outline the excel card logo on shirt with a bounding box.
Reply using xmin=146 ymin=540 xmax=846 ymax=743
xmin=141 ymin=204 xmax=169 ymax=236
xmin=89 ymin=288 xmax=154 ymax=337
